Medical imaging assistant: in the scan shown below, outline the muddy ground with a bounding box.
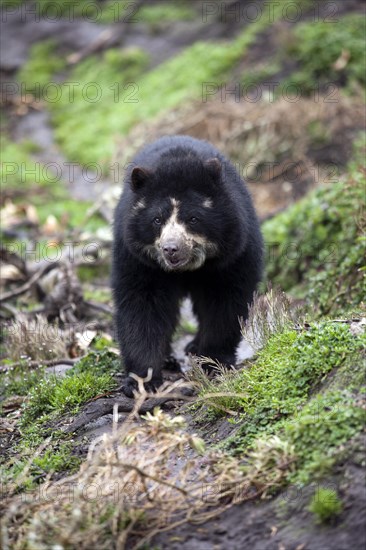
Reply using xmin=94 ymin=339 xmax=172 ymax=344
xmin=1 ymin=1 xmax=365 ymax=549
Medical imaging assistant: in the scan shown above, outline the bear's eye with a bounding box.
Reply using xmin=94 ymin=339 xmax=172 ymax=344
xmin=189 ymin=216 xmax=198 ymax=225
xmin=153 ymin=217 xmax=162 ymax=226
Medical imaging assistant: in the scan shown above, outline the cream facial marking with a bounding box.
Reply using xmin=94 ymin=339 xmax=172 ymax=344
xmin=158 ymin=200 xmax=186 ymax=246
xmin=203 ymin=198 xmax=213 ymax=208
xmin=171 ymin=197 xmax=180 ymax=208
xmin=152 ymin=198 xmax=218 ymax=272
xmin=132 ymin=199 xmax=146 ymax=213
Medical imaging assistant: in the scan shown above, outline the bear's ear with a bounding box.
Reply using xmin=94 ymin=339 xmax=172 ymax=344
xmin=131 ymin=167 xmax=151 ymax=192
xmin=204 ymin=158 xmax=221 ymax=182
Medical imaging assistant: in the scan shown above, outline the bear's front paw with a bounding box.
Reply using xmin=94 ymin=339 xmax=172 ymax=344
xmin=144 ymin=376 xmax=163 ymax=394
xmin=120 ymin=375 xmax=163 ymax=398
xmin=163 ymin=355 xmax=182 ymax=372
xmin=120 ymin=377 xmax=138 ymax=398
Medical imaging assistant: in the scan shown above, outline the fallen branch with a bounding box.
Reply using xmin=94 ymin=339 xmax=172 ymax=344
xmin=62 ymin=393 xmax=192 ymax=433
xmin=0 ymin=262 xmax=59 ymax=302
xmin=0 ymin=358 xmax=78 ymax=373
xmin=84 ymin=300 xmax=113 ymax=315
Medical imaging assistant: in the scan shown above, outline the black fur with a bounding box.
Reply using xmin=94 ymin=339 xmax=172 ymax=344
xmin=112 ymin=135 xmax=263 ymax=396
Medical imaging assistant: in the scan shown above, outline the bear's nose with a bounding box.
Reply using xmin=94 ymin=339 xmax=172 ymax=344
xmin=163 ymin=242 xmax=179 ymax=256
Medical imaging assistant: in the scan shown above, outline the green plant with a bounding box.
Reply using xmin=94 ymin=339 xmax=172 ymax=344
xmin=71 ymin=348 xmax=121 ymax=376
xmin=48 ymin=0 xmax=295 ymax=166
xmin=21 ymin=369 xmax=115 ymax=425
xmin=137 ymin=2 xmax=196 ymax=25
xmin=263 ymin=141 xmax=366 ymax=314
xmin=283 ymin=14 xmax=365 ymax=93
xmin=284 ymin=390 xmax=366 ymax=483
xmin=33 ymin=441 xmax=81 ymax=473
xmin=17 ymin=39 xmax=66 ymax=96
xmin=308 ymin=487 xmax=343 ymax=523
xmin=1 ymin=364 xmax=46 ymax=398
xmin=1 ymin=137 xmax=53 ymax=189
xmin=199 ymin=321 xmax=363 ymax=420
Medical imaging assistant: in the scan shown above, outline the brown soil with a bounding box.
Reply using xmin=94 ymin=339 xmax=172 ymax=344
xmin=152 ymin=435 xmax=366 ymax=550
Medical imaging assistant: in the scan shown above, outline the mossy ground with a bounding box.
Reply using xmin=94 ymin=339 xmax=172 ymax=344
xmin=16 ymin=39 xmax=66 ymax=97
xmin=194 ymin=319 xmax=365 ymax=482
xmin=0 ymin=350 xmax=118 ymax=488
xmin=193 ymin=136 xmax=365 ymax=484
xmin=14 ymin=0 xmax=298 ymax=167
xmin=1 ymin=0 xmax=365 ymax=545
xmin=308 ymin=487 xmax=343 ymax=523
xmin=1 ymin=0 xmax=135 ymax=21
xmin=137 ymin=2 xmax=196 ymax=25
xmin=262 ymin=137 xmax=366 ymax=315
xmin=281 ymin=14 xmax=366 ymax=94
xmin=1 ymin=134 xmax=106 ymax=233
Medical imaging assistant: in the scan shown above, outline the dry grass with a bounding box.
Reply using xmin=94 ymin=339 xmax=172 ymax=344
xmin=5 ymin=314 xmax=70 ymax=362
xmin=240 ymin=285 xmax=300 ymax=351
xmin=114 ymin=93 xmax=365 ymax=183
xmin=1 ymin=384 xmax=296 ymax=550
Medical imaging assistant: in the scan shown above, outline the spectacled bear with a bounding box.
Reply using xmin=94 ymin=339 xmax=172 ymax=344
xmin=112 ymin=135 xmax=263 ymax=397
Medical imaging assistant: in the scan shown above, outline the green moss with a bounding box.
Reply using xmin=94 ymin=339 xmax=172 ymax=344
xmin=179 ymin=319 xmax=197 ymax=335
xmin=0 ymin=0 xmax=23 ymax=7
xmin=216 ymin=323 xmax=364 ymax=482
xmin=92 ymin=336 xmax=116 ymax=351
xmin=263 ymin=142 xmax=366 ymax=314
xmin=308 ymin=487 xmax=343 ymax=523
xmin=21 ymin=368 xmax=115 ymax=425
xmin=49 ymin=0 xmax=291 ymax=166
xmin=33 ymin=441 xmax=81 ymax=473
xmin=1 ymin=134 xmax=106 ymax=233
xmin=1 ymin=364 xmax=45 ymax=399
xmin=202 ymin=322 xmax=364 ymax=450
xmin=1 ymin=431 xmax=82 ymax=490
xmin=17 ymin=39 xmax=66 ymax=96
xmin=1 ymin=137 xmax=53 ymax=189
xmin=50 ymin=46 xmax=149 ymax=169
xmin=19 ymin=139 xmax=42 ymax=154
xmin=71 ymin=349 xmax=121 ymax=376
xmin=282 ymin=14 xmax=365 ymax=93
xmin=77 ymin=262 xmax=110 ymax=283
xmin=173 ymin=319 xmax=197 ymax=341
xmin=137 ymin=2 xmax=196 ymax=24
xmin=284 ymin=390 xmax=365 ymax=483
xmin=35 ymin=197 xmax=100 ymax=227
xmin=1 ymin=1 xmax=140 ymax=23
xmin=84 ymin=287 xmax=111 ymax=304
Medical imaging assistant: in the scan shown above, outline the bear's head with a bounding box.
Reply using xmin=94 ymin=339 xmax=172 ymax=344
xmin=124 ymin=149 xmax=241 ymax=271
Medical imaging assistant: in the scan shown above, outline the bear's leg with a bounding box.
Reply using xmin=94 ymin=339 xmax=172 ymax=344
xmin=114 ymin=279 xmax=181 ymax=397
xmin=184 ymin=299 xmax=202 ymax=355
xmin=190 ymin=279 xmax=254 ymax=369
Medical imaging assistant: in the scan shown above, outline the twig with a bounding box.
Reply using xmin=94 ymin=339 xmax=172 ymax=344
xmin=84 ymin=301 xmax=113 ymax=315
xmin=0 ymin=263 xmax=59 ymax=302
xmin=108 ymin=462 xmax=189 ymax=496
xmin=67 ymin=29 xmax=119 ymax=65
xmin=0 ymin=358 xmax=77 ymax=373
xmin=62 ymin=394 xmax=193 ymax=433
